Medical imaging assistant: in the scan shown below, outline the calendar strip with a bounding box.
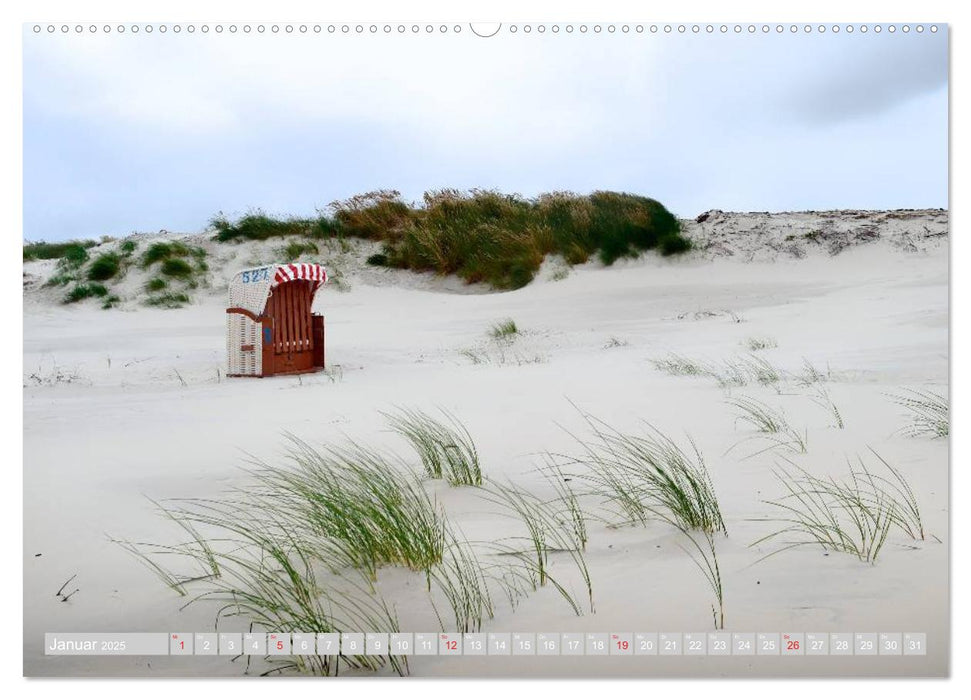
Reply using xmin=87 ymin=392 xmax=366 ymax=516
xmin=45 ymin=632 xmax=926 ymax=656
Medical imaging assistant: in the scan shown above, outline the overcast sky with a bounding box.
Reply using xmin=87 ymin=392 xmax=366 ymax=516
xmin=23 ymin=25 xmax=948 ymax=241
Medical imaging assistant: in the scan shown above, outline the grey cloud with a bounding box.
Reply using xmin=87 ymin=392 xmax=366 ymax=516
xmin=783 ymin=34 xmax=948 ymax=124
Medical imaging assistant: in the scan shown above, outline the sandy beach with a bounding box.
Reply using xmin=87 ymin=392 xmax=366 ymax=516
xmin=22 ymin=210 xmax=949 ymax=677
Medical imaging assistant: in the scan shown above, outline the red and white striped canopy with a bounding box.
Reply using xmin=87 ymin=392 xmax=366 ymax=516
xmin=273 ymin=263 xmax=328 ymax=290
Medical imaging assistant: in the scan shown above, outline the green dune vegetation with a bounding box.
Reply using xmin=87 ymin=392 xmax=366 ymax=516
xmin=24 ymin=189 xmax=691 ymax=305
xmin=210 ymin=189 xmax=692 ymax=290
xmin=28 ymin=235 xmax=209 ymax=308
xmin=23 ymin=239 xmax=98 ymax=262
xmin=39 ymin=238 xmax=137 ymax=309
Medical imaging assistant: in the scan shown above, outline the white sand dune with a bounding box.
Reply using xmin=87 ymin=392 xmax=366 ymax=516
xmin=23 ymin=210 xmax=948 ymax=677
